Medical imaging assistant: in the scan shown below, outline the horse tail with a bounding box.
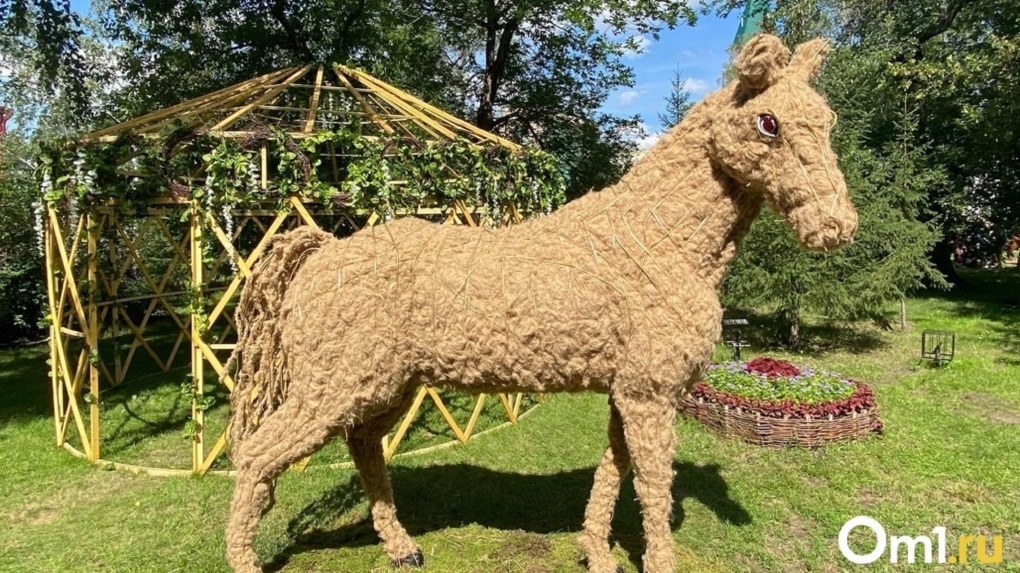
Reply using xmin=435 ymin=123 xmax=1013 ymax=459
xmin=226 ymin=225 xmax=332 ymax=452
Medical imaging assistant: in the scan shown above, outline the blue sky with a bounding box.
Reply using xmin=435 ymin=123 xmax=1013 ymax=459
xmin=603 ymin=12 xmax=739 ymax=148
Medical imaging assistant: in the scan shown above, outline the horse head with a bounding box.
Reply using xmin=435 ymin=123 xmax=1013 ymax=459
xmin=708 ymin=34 xmax=858 ymax=251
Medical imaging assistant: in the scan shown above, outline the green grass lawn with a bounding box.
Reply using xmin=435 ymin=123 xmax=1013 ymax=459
xmin=1 ymin=270 xmax=1018 ymax=572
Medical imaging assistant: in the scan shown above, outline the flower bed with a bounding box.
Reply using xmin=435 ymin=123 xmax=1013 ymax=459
xmin=680 ymin=358 xmax=883 ymax=448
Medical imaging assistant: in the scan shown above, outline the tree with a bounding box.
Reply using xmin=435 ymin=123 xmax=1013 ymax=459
xmin=417 ymin=0 xmax=699 ymax=198
xmin=709 ymin=0 xmax=949 ymax=344
xmin=94 ymin=0 xmax=460 ymax=119
xmin=658 ymin=65 xmax=694 ymax=129
xmin=713 ymin=0 xmax=1020 ymax=283
xmin=0 ymin=132 xmax=45 ymax=343
xmin=0 ymin=0 xmax=91 ymax=112
xmin=94 ymin=0 xmax=701 ymax=198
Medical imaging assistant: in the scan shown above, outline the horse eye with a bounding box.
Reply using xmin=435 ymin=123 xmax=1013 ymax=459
xmin=757 ymin=114 xmax=779 ymax=138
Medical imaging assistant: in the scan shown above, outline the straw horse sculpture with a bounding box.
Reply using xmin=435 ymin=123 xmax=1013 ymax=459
xmin=225 ymin=34 xmax=858 ymax=573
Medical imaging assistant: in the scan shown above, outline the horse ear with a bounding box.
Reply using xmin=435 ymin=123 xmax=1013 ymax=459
xmin=788 ymin=38 xmax=831 ymax=82
xmin=734 ymin=34 xmax=791 ymax=93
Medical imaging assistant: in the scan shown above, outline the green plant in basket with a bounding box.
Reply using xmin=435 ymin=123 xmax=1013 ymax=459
xmin=703 ymin=357 xmax=856 ymax=404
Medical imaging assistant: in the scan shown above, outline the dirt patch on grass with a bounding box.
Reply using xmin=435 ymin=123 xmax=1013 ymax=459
xmin=762 ymin=512 xmax=811 ymax=573
xmin=856 ymin=487 xmax=881 ymax=509
xmin=8 ymin=504 xmax=60 ymax=526
xmin=939 ymin=479 xmax=997 ymax=505
xmin=489 ymin=530 xmax=552 ymax=572
xmin=4 ymin=471 xmax=149 ymax=527
xmin=760 ymin=504 xmax=839 ymax=573
xmin=493 ymin=530 xmax=552 ymax=561
xmin=959 ymin=393 xmax=1020 ymax=425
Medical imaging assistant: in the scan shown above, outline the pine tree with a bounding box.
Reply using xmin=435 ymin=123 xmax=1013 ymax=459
xmin=658 ymin=65 xmax=695 ymax=130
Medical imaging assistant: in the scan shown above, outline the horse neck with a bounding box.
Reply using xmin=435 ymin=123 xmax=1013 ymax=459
xmin=549 ymin=117 xmax=764 ymax=292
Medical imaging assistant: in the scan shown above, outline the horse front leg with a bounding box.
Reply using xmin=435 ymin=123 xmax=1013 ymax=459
xmin=615 ymin=395 xmax=678 ymax=573
xmin=579 ymin=398 xmax=630 ymax=573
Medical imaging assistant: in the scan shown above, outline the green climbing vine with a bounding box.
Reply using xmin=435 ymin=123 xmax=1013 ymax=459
xmin=37 ymin=124 xmax=567 ymax=222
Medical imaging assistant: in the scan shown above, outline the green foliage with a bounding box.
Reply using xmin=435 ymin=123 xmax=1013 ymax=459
xmin=704 ymin=361 xmax=856 ymax=403
xmin=0 ymin=133 xmax=46 ymax=343
xmin=92 ymin=0 xmax=458 ymax=119
xmin=0 ymin=0 xmax=91 ymax=113
xmin=39 ymin=127 xmax=567 ymax=222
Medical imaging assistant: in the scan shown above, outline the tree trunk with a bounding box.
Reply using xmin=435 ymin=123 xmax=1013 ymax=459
xmin=474 ymin=2 xmax=518 ymax=132
xmin=779 ymin=307 xmax=801 ymax=348
xmin=899 ymin=298 xmax=907 ymax=331
xmin=930 ymin=235 xmax=961 ymax=286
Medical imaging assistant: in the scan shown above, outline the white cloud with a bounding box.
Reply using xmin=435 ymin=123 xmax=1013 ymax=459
xmin=618 ymin=89 xmax=642 ymax=107
xmin=637 ymin=131 xmax=663 ymax=152
xmin=633 ymin=122 xmax=663 ymax=154
xmin=682 ymin=78 xmax=710 ymax=94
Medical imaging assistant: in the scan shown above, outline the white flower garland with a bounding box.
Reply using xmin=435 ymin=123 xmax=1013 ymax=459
xmin=32 ymin=199 xmax=45 ymax=257
xmin=35 ymin=168 xmax=53 ymax=255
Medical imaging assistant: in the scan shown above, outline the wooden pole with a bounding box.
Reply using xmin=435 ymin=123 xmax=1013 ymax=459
xmin=190 ymin=199 xmax=206 ymax=473
xmin=82 ymin=67 xmax=300 ymax=141
xmin=108 ymin=213 xmax=123 ymax=384
xmin=86 ymin=211 xmax=101 ymax=461
xmin=211 ymin=65 xmax=314 ymax=132
xmin=330 ymin=64 xmax=396 ymax=134
xmin=303 ymin=65 xmax=325 ymax=134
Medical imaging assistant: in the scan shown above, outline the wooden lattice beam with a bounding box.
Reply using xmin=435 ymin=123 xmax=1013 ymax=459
xmin=303 ymin=65 xmax=325 ymax=134
xmin=83 ymin=67 xmax=301 ymax=142
xmin=211 ymin=65 xmax=314 ymax=132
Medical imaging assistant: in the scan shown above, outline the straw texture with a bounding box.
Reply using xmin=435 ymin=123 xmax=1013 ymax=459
xmin=225 ymin=33 xmax=858 ymax=573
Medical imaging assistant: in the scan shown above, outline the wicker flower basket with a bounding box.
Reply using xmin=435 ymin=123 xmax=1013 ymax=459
xmin=680 ymin=379 xmax=884 ymax=448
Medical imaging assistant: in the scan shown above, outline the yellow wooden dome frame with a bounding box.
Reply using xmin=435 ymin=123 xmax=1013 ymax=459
xmin=45 ymin=64 xmax=537 ymax=475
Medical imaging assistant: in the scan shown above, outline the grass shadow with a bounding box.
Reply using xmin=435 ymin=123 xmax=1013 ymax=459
xmin=722 ymin=309 xmax=888 ymax=357
xmin=267 ymin=461 xmax=751 ymax=572
xmin=0 ymin=343 xmax=51 ymax=426
xmin=916 ymin=269 xmax=1020 ymax=360
xmin=97 ymin=367 xmax=195 ymax=454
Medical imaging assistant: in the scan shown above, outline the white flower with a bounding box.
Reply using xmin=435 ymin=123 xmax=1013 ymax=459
xmin=222 ymin=202 xmax=238 ymax=276
xmin=32 ymin=200 xmax=45 ymax=256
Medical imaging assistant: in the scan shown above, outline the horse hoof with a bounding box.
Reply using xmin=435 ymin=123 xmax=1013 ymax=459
xmin=392 ymin=550 xmax=425 ymax=568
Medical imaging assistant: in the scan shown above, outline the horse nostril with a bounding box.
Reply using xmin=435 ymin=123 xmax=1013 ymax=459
xmin=828 ymin=220 xmax=841 ymax=237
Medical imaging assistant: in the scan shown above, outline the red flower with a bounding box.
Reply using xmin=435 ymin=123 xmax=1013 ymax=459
xmin=745 ymin=357 xmax=801 ymax=378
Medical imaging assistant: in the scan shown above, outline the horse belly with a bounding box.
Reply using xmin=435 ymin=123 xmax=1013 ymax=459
xmin=408 ymin=253 xmax=627 ymax=394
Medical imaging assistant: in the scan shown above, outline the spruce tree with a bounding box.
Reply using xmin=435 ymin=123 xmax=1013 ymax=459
xmin=658 ymin=65 xmax=695 ymax=130
xmin=721 ymin=31 xmax=943 ymax=345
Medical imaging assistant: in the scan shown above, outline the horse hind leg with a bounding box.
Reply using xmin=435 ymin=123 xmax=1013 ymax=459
xmin=226 ymin=398 xmax=335 ymax=573
xmin=345 ymin=392 xmax=422 ymax=567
